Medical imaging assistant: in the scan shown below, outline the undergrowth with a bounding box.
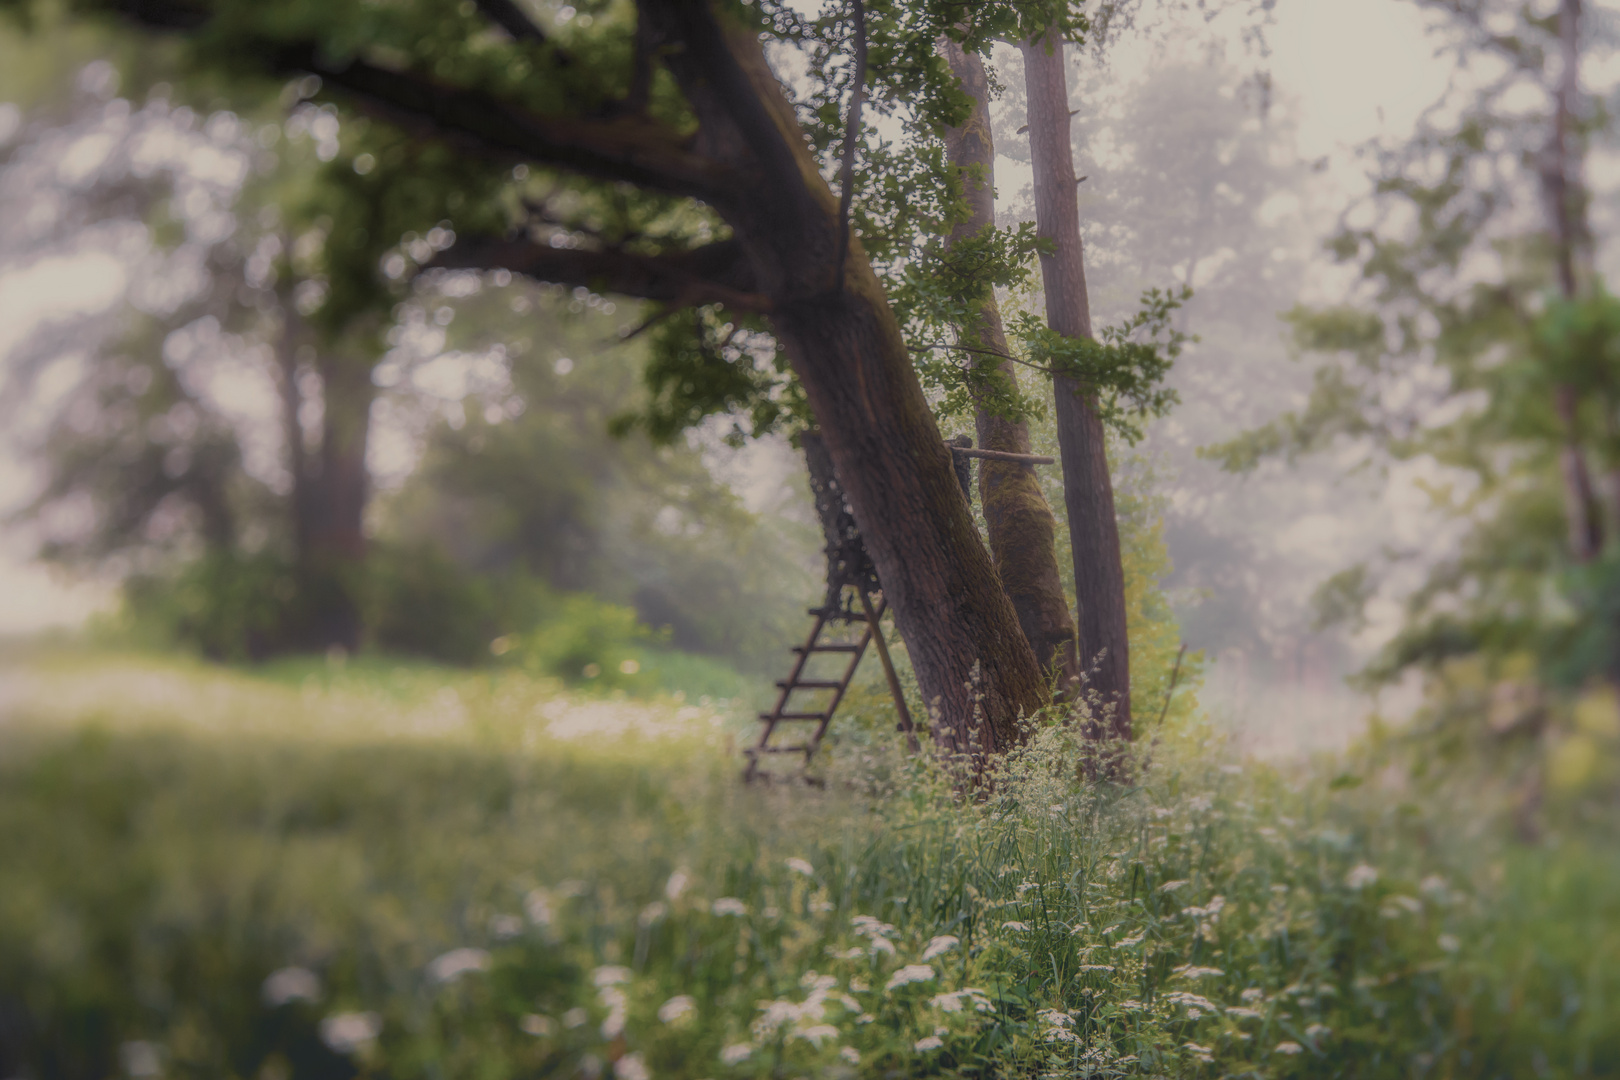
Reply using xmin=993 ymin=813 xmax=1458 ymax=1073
xmin=0 ymin=648 xmax=1614 ymax=1079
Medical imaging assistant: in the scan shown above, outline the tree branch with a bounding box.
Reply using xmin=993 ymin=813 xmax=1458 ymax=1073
xmin=105 ymin=1 xmax=733 ymax=199
xmin=272 ymin=41 xmax=732 ymax=198
xmin=430 ymin=235 xmax=770 ymax=312
xmin=472 ymin=0 xmax=551 ymax=44
xmin=834 ymin=0 xmax=869 ymax=290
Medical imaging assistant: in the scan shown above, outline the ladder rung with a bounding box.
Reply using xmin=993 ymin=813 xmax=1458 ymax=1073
xmin=777 ymin=679 xmax=844 ymax=690
xmin=792 ymin=644 xmax=862 ymax=654
xmin=808 ymin=607 xmax=871 ymax=622
xmin=760 ymin=711 xmax=827 ymax=722
xmin=746 ymin=744 xmax=814 ymax=755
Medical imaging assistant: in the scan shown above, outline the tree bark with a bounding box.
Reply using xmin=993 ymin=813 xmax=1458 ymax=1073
xmin=643 ymin=0 xmax=1049 ymax=766
xmin=1547 ymin=0 xmax=1602 ymax=562
xmin=299 ymin=356 xmax=374 ymax=653
xmin=1021 ymin=28 xmax=1132 ymax=741
xmin=941 ymin=39 xmax=1079 ymax=691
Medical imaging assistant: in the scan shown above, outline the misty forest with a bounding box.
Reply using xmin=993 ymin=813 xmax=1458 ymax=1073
xmin=0 ymin=0 xmax=1617 ymax=1076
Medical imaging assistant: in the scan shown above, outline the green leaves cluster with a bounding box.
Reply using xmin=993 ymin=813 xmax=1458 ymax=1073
xmin=1010 ymin=285 xmax=1191 ymax=444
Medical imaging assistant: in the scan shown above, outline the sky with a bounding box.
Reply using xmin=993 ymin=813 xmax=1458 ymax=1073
xmin=0 ymin=0 xmax=1482 ymax=633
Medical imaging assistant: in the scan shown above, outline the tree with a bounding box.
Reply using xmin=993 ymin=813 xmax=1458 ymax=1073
xmin=939 ymin=38 xmax=1078 ymax=689
xmin=1210 ymin=0 xmax=1620 ymax=691
xmin=5 ymin=0 xmax=1133 ymax=766
xmin=1020 ymin=27 xmax=1134 ymax=740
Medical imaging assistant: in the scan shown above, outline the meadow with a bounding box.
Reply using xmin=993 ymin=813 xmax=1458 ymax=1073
xmin=0 ymin=642 xmax=1615 ymax=1079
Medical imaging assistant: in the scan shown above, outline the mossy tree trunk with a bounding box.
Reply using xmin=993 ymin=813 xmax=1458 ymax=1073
xmin=941 ymin=39 xmax=1079 ymax=693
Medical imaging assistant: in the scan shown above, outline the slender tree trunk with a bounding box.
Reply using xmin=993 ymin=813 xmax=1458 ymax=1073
xmin=941 ymin=39 xmax=1079 ymax=691
xmin=1548 ymin=0 xmax=1602 ymax=561
xmin=273 ymin=296 xmax=313 ymax=560
xmin=646 ymin=0 xmax=1050 ymax=768
xmin=1021 ymin=27 xmax=1132 ymax=742
xmin=301 ymin=356 xmax=375 ymax=653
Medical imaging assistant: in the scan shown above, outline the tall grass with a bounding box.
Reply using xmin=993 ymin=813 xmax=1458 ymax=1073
xmin=0 ymin=647 xmax=1614 ymax=1078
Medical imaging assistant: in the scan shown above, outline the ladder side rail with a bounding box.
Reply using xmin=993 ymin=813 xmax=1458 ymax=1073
xmin=747 ymin=611 xmax=828 ymax=780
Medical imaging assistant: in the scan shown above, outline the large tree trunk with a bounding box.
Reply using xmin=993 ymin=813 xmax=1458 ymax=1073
xmin=1021 ymin=28 xmax=1132 ymax=742
xmin=648 ymin=0 xmax=1049 ymax=766
xmin=941 ymin=39 xmax=1079 ymax=691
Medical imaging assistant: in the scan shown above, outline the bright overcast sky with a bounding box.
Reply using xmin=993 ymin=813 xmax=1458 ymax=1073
xmin=0 ymin=0 xmax=1484 ymax=632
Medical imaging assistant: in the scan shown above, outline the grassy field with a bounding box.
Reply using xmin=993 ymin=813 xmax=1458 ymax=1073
xmin=0 ymin=643 xmax=1616 ymax=1079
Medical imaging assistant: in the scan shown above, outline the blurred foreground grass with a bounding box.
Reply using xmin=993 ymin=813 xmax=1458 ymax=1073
xmin=0 ymin=644 xmax=1616 ymax=1079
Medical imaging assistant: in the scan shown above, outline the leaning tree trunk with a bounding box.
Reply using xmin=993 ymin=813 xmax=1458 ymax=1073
xmin=1021 ymin=28 xmax=1132 ymax=743
xmin=648 ymin=0 xmax=1049 ymax=767
xmin=941 ymin=38 xmax=1079 ymax=691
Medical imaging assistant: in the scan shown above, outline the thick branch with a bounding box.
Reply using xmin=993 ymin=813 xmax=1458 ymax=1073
xmin=274 ymin=42 xmax=732 ymax=199
xmin=473 ymin=0 xmax=550 ymax=44
xmin=108 ymin=1 xmax=731 ymax=198
xmin=431 ymin=235 xmax=769 ymax=311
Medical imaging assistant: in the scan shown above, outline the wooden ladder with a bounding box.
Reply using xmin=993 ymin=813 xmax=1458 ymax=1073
xmin=744 ymin=588 xmax=917 ymax=784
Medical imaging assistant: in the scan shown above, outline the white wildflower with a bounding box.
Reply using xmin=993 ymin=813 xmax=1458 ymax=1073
xmin=120 ymin=1041 xmax=162 ymax=1078
xmin=719 ymin=1043 xmax=753 ymax=1065
xmin=796 ymin=1024 xmax=839 ymax=1046
xmin=1037 ymin=1009 xmax=1073 ymax=1028
xmin=1117 ymin=999 xmax=1145 ymax=1012
xmin=913 ymin=1036 xmax=944 ymax=1052
xmin=520 ymin=1014 xmax=556 ymax=1037
xmin=1224 ymin=1006 xmax=1263 ymax=1020
xmin=856 ymin=1012 xmax=875 ymax=1023
xmin=885 ymin=964 xmax=937 ymax=992
xmin=850 ymin=915 xmax=895 ymax=939
xmin=639 ymin=901 xmax=668 ymax=927
xmin=1240 ymin=988 xmax=1265 ymax=1002
xmin=1161 ymin=991 xmax=1219 ymax=1018
xmin=614 ymin=1053 xmax=649 ymax=1080
xmin=840 ymin=1047 xmax=861 ymax=1065
xmin=427 ymin=948 xmax=491 ymax=984
xmin=1305 ymin=1023 xmax=1330 ymax=1040
xmin=711 ymin=897 xmax=748 ymax=917
xmin=785 ymin=857 xmax=815 ymax=876
xmin=562 ymin=1007 xmax=588 ymax=1028
xmin=592 ymin=965 xmax=632 ymax=987
xmin=524 ymin=888 xmax=554 ymax=926
xmin=658 ymin=995 xmax=696 ymax=1024
xmin=1345 ymin=864 xmax=1379 ymax=890
xmin=1181 ymin=896 xmax=1226 ymax=919
xmin=1438 ymin=933 xmax=1460 ymax=953
xmin=320 ymin=1012 xmax=382 ymax=1054
xmin=930 ymin=988 xmax=994 ymax=1014
xmin=763 ymin=906 xmax=781 ymax=919
xmin=1184 ymin=1041 xmax=1214 ymax=1063
xmin=1078 ymin=964 xmax=1115 ymax=973
xmin=849 ymin=978 xmax=870 ymax=993
xmin=828 ymin=946 xmax=865 ymax=960
xmin=600 ymin=987 xmax=629 ymax=1038
xmin=1188 ymin=795 xmax=1213 ymax=812
xmin=920 ymin=935 xmax=959 ymax=961
xmin=1275 ymin=1041 xmax=1304 ymax=1055
xmin=1171 ymin=964 xmax=1224 ymax=980
xmin=664 ymin=869 xmax=691 ymax=901
xmin=1419 ymin=874 xmax=1449 ymax=901
xmin=1158 ymin=880 xmax=1189 ymax=893
xmin=262 ymin=966 xmax=321 ymax=1006
xmin=490 ymin=914 xmax=524 ymax=939
xmin=869 ymin=937 xmax=897 ymax=956
xmin=1114 ymin=931 xmax=1146 ymax=948
xmin=1000 ymin=920 xmax=1031 ymax=932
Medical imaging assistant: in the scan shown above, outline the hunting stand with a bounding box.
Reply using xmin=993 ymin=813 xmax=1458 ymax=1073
xmin=743 ymin=433 xmax=1054 ymax=784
